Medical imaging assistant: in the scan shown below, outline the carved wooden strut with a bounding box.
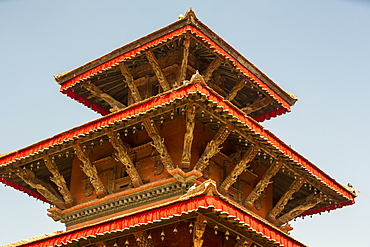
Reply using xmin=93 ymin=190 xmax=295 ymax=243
xmin=181 ymin=103 xmax=196 ymax=169
xmin=44 ymin=155 xmax=74 ymax=207
xmin=119 ymin=62 xmax=143 ymax=102
xmin=193 ymin=124 xmax=231 ymax=173
xmin=225 ymin=78 xmax=247 ymax=101
xmin=108 ymin=132 xmax=143 ymax=188
xmin=244 ymin=162 xmax=283 ymax=209
xmin=178 ymin=35 xmax=191 ymax=84
xmin=193 ymin=215 xmax=207 ymax=247
xmin=74 ymin=144 xmax=107 ymax=198
xmin=202 ymin=56 xmax=223 ymax=83
xmin=242 ymin=97 xmax=272 ymax=115
xmin=219 ymin=145 xmax=259 ymax=194
xmin=146 ymin=51 xmax=171 ymax=91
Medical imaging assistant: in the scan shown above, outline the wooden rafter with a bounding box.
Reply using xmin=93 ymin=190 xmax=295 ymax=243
xmin=181 ymin=103 xmax=196 ymax=169
xmin=193 ymin=125 xmax=231 ymax=173
xmin=242 ymin=97 xmax=273 ymax=115
xmin=244 ymin=162 xmax=283 ymax=209
xmin=74 ymin=144 xmax=106 ymax=198
xmin=108 ymin=132 xmax=143 ymax=188
xmin=225 ymin=78 xmax=247 ymax=101
xmin=142 ymin=119 xmax=175 ymax=171
xmin=219 ymin=145 xmax=259 ymax=194
xmin=193 ymin=215 xmax=207 ymax=247
xmin=119 ymin=62 xmax=142 ymax=102
xmin=82 ymin=81 xmax=125 ymax=111
xmin=178 ymin=35 xmax=191 ymax=83
xmin=44 ymin=155 xmax=74 ymax=207
xmin=11 ymin=167 xmax=65 ymax=208
xmin=267 ymin=178 xmax=304 ymax=222
xmin=202 ymin=56 xmax=223 ymax=83
xmin=275 ymin=193 xmax=325 ymax=226
xmin=145 ymin=51 xmax=171 ymax=91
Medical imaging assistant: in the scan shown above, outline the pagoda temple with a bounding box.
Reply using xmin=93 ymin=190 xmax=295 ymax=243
xmin=0 ymin=9 xmax=357 ymax=247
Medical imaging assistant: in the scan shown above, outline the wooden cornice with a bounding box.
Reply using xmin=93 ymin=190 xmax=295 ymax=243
xmin=241 ymin=97 xmax=273 ymax=115
xmin=202 ymin=56 xmax=223 ymax=83
xmin=146 ymin=51 xmax=171 ymax=91
xmin=178 ymin=35 xmax=191 ymax=84
xmin=181 ymin=103 xmax=196 ymax=170
xmin=225 ymin=78 xmax=247 ymax=101
xmin=244 ymin=162 xmax=283 ymax=210
xmin=119 ymin=62 xmax=143 ymax=102
xmin=11 ymin=167 xmax=65 ymax=208
xmin=193 ymin=125 xmax=231 ymax=173
xmin=142 ymin=119 xmax=175 ymax=172
xmin=74 ymin=144 xmax=107 ymax=198
xmin=267 ymin=178 xmax=304 ymax=222
xmin=44 ymin=155 xmax=74 ymax=207
xmin=219 ymin=145 xmax=259 ymax=194
xmin=108 ymin=132 xmax=143 ymax=188
xmin=275 ymin=193 xmax=325 ymax=226
xmin=81 ymin=81 xmax=126 ymax=112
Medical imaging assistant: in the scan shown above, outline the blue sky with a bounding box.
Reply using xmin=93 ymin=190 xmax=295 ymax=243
xmin=0 ymin=1 xmax=369 ymax=246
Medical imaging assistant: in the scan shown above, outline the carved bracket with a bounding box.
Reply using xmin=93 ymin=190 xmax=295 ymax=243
xmin=181 ymin=103 xmax=196 ymax=170
xmin=119 ymin=62 xmax=142 ymax=102
xmin=203 ymin=56 xmax=223 ymax=83
xmin=146 ymin=51 xmax=171 ymax=91
xmin=225 ymin=78 xmax=247 ymax=101
xmin=178 ymin=35 xmax=191 ymax=84
xmin=193 ymin=215 xmax=207 ymax=247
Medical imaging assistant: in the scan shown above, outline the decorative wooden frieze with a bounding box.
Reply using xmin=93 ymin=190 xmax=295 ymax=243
xmin=119 ymin=62 xmax=142 ymax=102
xmin=202 ymin=56 xmax=223 ymax=83
xmin=181 ymin=104 xmax=196 ymax=170
xmin=12 ymin=167 xmax=65 ymax=208
xmin=178 ymin=35 xmax=191 ymax=84
xmin=44 ymin=155 xmax=74 ymax=207
xmin=194 ymin=125 xmax=231 ymax=173
xmin=225 ymin=78 xmax=247 ymax=101
xmin=267 ymin=177 xmax=304 ymax=222
xmin=145 ymin=51 xmax=171 ymax=91
xmin=81 ymin=81 xmax=126 ymax=111
xmin=108 ymin=132 xmax=143 ymax=188
xmin=143 ymin=119 xmax=175 ymax=171
xmin=241 ymin=97 xmax=273 ymax=115
xmin=244 ymin=162 xmax=283 ymax=209
xmin=74 ymin=144 xmax=107 ymax=198
xmin=193 ymin=215 xmax=207 ymax=247
xmin=134 ymin=231 xmax=154 ymax=247
xmin=219 ymin=145 xmax=259 ymax=194
xmin=275 ymin=193 xmax=325 ymax=226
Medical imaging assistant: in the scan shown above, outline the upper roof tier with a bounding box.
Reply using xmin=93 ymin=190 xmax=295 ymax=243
xmin=54 ymin=9 xmax=297 ymax=122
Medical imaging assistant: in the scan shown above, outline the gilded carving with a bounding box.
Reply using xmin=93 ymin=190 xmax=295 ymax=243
xmin=193 ymin=215 xmax=207 ymax=247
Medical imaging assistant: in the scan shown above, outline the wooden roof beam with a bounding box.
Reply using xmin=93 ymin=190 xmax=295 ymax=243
xmin=119 ymin=62 xmax=142 ymax=102
xmin=181 ymin=103 xmax=196 ymax=170
xmin=225 ymin=78 xmax=247 ymax=101
xmin=267 ymin=178 xmax=304 ymax=222
xmin=74 ymin=144 xmax=107 ymax=198
xmin=107 ymin=132 xmax=143 ymax=188
xmin=275 ymin=193 xmax=325 ymax=226
xmin=143 ymin=119 xmax=175 ymax=172
xmin=44 ymin=155 xmax=74 ymax=207
xmin=242 ymin=97 xmax=273 ymax=115
xmin=193 ymin=125 xmax=231 ymax=173
xmin=244 ymin=162 xmax=283 ymax=210
xmin=81 ymin=81 xmax=126 ymax=112
xmin=202 ymin=56 xmax=223 ymax=83
xmin=219 ymin=145 xmax=259 ymax=195
xmin=146 ymin=51 xmax=171 ymax=91
xmin=178 ymin=35 xmax=191 ymax=84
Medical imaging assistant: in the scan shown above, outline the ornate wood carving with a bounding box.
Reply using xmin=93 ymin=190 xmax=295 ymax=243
xmin=108 ymin=132 xmax=143 ymax=188
xmin=145 ymin=51 xmax=171 ymax=91
xmin=181 ymin=104 xmax=196 ymax=170
xmin=276 ymin=193 xmax=325 ymax=226
xmin=193 ymin=215 xmax=207 ymax=247
xmin=95 ymin=242 xmax=107 ymax=247
xmin=267 ymin=177 xmax=304 ymax=221
xmin=134 ymin=231 xmax=154 ymax=247
xmin=194 ymin=125 xmax=231 ymax=173
xmin=178 ymin=35 xmax=191 ymax=84
xmin=119 ymin=62 xmax=142 ymax=102
xmin=244 ymin=162 xmax=283 ymax=209
xmin=241 ymin=97 xmax=273 ymax=115
xmin=81 ymin=81 xmax=125 ymax=111
xmin=219 ymin=145 xmax=259 ymax=194
xmin=74 ymin=144 xmax=107 ymax=198
xmin=235 ymin=238 xmax=252 ymax=247
xmin=225 ymin=78 xmax=247 ymax=101
xmin=12 ymin=167 xmax=65 ymax=208
xmin=143 ymin=119 xmax=175 ymax=171
xmin=202 ymin=56 xmax=223 ymax=83
xmin=44 ymin=156 xmax=74 ymax=207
